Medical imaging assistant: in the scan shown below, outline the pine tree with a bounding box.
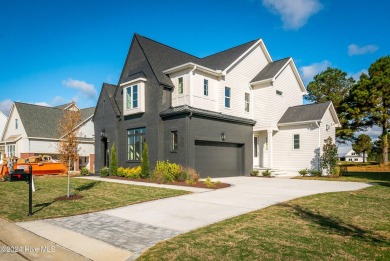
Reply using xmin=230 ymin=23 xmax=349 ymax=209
xmin=110 ymin=144 xmax=118 ymax=176
xmin=352 ymin=134 xmax=372 ymax=163
xmin=141 ymin=143 xmax=150 ymax=178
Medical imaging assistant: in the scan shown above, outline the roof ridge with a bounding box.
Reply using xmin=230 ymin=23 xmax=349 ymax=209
xmin=272 ymin=57 xmax=291 ymax=62
xmin=136 ymin=33 xmax=200 ymax=59
xmin=14 ymin=101 xmax=63 ymax=110
xmin=201 ymin=39 xmax=259 ymax=59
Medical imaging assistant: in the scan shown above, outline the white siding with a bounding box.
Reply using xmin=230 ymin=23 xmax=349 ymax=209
xmin=171 ymin=70 xmax=191 ymax=107
xmin=192 ymin=71 xmax=218 ymax=111
xmin=28 ymin=139 xmax=94 ymax=157
xmin=273 ymin=124 xmax=320 ymax=171
xmin=0 ymin=112 xmax=7 ymax=138
xmin=2 ymin=107 xmax=27 ymax=140
xmin=78 ymin=119 xmax=94 ymax=138
xmin=320 ymin=109 xmax=337 ymax=154
xmin=220 ymin=45 xmax=269 ymax=118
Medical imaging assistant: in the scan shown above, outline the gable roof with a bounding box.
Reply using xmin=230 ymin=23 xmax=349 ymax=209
xmin=54 ymin=103 xmax=73 ymax=109
xmin=12 ymin=102 xmax=94 ymax=139
xmin=278 ymin=101 xmax=333 ymax=125
xmin=250 ymin=57 xmax=290 ymax=83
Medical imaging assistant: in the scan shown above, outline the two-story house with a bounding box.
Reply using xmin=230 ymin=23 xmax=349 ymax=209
xmin=0 ymin=102 xmax=95 ymax=171
xmin=94 ymin=34 xmax=339 ymax=177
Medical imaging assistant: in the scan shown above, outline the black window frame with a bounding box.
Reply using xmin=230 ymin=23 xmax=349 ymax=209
xmin=127 ymin=127 xmax=146 ymax=162
xmin=293 ymin=134 xmax=300 ymax=150
xmin=171 ymin=131 xmax=178 ymax=152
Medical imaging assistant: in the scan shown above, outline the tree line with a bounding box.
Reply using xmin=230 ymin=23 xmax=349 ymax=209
xmin=305 ymin=56 xmax=389 ymax=164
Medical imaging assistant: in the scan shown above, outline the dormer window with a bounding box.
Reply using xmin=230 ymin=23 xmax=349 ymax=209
xmin=204 ymin=79 xmax=208 ymax=96
xmin=178 ymin=77 xmax=184 ymax=94
xmin=121 ymin=77 xmax=146 ymax=115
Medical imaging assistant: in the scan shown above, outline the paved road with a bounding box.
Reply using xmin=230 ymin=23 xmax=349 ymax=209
xmin=17 ymin=177 xmax=370 ymax=260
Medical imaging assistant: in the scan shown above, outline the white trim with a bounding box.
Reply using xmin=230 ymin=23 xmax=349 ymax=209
xmin=325 ymin=102 xmax=341 ymax=126
xmin=163 ymin=63 xmax=224 ymax=77
xmin=224 ymin=39 xmax=272 ymax=74
xmin=1 ymin=103 xmax=15 ymax=141
xmin=250 ymin=78 xmax=274 ymax=87
xmin=278 ymin=120 xmax=320 ymax=127
xmin=0 ymin=135 xmax=22 ymax=144
xmin=119 ymin=77 xmax=147 ymax=87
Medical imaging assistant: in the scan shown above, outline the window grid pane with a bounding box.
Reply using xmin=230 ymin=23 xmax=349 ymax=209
xmin=126 ymin=88 xmax=131 ymax=109
xmin=178 ymin=77 xmax=183 ymax=94
xmin=133 ymin=85 xmax=138 ymax=108
xmin=127 ymin=127 xmax=146 ymax=161
xmin=225 ymin=87 xmax=231 ymax=108
xmin=172 ymin=131 xmax=178 ymax=151
xmin=245 ymin=93 xmax=250 ymax=112
xmin=204 ymin=79 xmax=208 ymax=96
xmin=294 ymin=134 xmax=300 ymax=149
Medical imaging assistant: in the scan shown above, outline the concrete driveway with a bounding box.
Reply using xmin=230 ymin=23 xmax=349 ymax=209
xmin=18 ymin=177 xmax=370 ymax=260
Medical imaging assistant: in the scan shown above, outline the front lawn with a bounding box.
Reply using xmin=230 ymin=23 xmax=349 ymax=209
xmin=294 ymin=171 xmax=390 ymax=185
xmin=0 ymin=176 xmax=188 ymax=222
xmin=138 ymin=176 xmax=390 ymax=260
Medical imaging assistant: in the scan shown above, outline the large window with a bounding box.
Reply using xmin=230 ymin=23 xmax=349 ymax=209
xmin=127 ymin=127 xmax=146 ymax=161
xmin=225 ymin=87 xmax=231 ymax=108
xmin=7 ymin=145 xmax=15 ymax=157
xmin=204 ymin=79 xmax=208 ymax=96
xmin=125 ymin=85 xmax=138 ymax=110
xmin=171 ymin=131 xmax=178 ymax=151
xmin=253 ymin=137 xmax=258 ymax=157
xmin=245 ymin=93 xmax=250 ymax=112
xmin=293 ymin=134 xmax=300 ymax=149
xmin=178 ymin=77 xmax=184 ymax=94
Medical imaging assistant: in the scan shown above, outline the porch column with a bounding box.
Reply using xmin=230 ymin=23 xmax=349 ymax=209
xmin=267 ymin=129 xmax=273 ymax=169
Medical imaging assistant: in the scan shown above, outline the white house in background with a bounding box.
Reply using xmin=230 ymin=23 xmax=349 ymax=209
xmin=338 ymin=148 xmax=366 ymax=162
xmin=0 ymin=111 xmax=7 ymax=142
xmin=0 ymin=102 xmax=95 ymax=171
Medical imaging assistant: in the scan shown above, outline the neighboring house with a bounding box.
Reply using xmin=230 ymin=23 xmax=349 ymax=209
xmin=0 ymin=111 xmax=7 ymax=144
xmin=0 ymin=102 xmax=95 ymax=171
xmin=94 ymin=33 xmax=339 ymax=177
xmin=338 ymin=148 xmax=366 ymax=162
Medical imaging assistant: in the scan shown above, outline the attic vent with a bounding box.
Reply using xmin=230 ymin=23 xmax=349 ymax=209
xmin=276 ymin=90 xmax=283 ymax=96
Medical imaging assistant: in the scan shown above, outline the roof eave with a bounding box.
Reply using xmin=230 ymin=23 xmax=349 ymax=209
xmin=278 ymin=119 xmax=321 ymax=127
xmin=250 ymin=78 xmax=274 ymax=87
xmin=163 ymin=63 xmax=225 ymax=77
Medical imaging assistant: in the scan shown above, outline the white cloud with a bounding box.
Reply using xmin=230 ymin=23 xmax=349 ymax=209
xmin=62 ymin=78 xmax=97 ymax=99
xmin=350 ymin=69 xmax=368 ymax=81
xmin=0 ymin=99 xmax=13 ymax=116
xmin=300 ymin=60 xmax=331 ymax=82
xmin=348 ymin=44 xmax=378 ymax=56
xmin=262 ymin=0 xmax=323 ymax=30
xmin=33 ymin=102 xmax=51 ymax=107
xmin=51 ymin=96 xmax=66 ymax=106
xmin=356 ymin=125 xmax=382 ymax=141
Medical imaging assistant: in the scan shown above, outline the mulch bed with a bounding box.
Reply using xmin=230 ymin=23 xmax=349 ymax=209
xmin=54 ymin=194 xmax=83 ymax=201
xmin=105 ymin=176 xmax=231 ymax=189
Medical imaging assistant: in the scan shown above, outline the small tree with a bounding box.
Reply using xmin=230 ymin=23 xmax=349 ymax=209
xmin=352 ymin=134 xmax=372 ymax=163
xmin=57 ymin=106 xmax=81 ymax=197
xmin=321 ymin=137 xmax=338 ymax=176
xmin=110 ymin=144 xmax=118 ymax=176
xmin=140 ymin=142 xmax=150 ymax=178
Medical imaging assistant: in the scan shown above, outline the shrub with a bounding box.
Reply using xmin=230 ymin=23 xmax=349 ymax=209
xmin=250 ymin=170 xmax=259 ymax=176
xmin=124 ymin=166 xmax=141 ymax=179
xmin=185 ymin=179 xmax=196 ymax=185
xmin=310 ymin=169 xmax=322 ymax=176
xmin=140 ymin=143 xmax=150 ymax=178
xmin=80 ymin=167 xmax=90 ymax=176
xmin=298 ymin=168 xmax=308 ymax=176
xmin=321 ymin=137 xmax=338 ymax=176
xmin=110 ymin=144 xmax=118 ymax=176
xmin=100 ymin=166 xmax=109 ymax=177
xmin=178 ymin=167 xmax=200 ymax=182
xmin=204 ymin=177 xmax=216 ymax=188
xmin=187 ymin=167 xmax=200 ymax=182
xmin=117 ymin=167 xmax=125 ymax=177
xmin=262 ymin=169 xmax=272 ymax=177
xmin=152 ymin=161 xmax=181 ymax=183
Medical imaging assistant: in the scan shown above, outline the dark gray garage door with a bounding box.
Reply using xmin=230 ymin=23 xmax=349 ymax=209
xmin=195 ymin=140 xmax=244 ymax=178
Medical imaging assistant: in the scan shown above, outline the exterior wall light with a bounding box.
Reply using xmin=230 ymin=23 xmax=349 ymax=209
xmin=221 ymin=131 xmax=226 ymax=141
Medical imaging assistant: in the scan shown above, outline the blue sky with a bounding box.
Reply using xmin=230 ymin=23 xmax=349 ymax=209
xmin=0 ymin=0 xmax=388 ymax=140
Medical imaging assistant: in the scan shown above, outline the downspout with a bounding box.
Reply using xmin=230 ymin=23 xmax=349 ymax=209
xmin=315 ymin=121 xmax=321 ymax=170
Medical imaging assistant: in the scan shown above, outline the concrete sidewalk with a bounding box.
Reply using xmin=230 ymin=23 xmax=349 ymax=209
xmin=17 ymin=177 xmax=370 ymax=260
xmin=0 ymin=217 xmax=88 ymax=261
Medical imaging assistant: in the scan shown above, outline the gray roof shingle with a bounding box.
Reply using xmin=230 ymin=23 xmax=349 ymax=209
xmin=278 ymin=101 xmax=332 ymax=124
xmin=14 ymin=102 xmax=94 ymax=139
xmin=251 ymin=57 xmax=290 ymax=83
xmin=160 ymin=105 xmax=256 ymax=125
xmin=103 ymin=83 xmax=121 ymax=116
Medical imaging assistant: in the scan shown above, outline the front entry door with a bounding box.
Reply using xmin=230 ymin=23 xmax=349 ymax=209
xmin=253 ymin=136 xmax=259 ymax=167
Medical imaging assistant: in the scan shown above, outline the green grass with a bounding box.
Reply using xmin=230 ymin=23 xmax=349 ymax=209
xmin=138 ymin=174 xmax=390 ymax=261
xmin=0 ymin=176 xmax=188 ymax=222
xmin=294 ymin=171 xmax=390 ymax=185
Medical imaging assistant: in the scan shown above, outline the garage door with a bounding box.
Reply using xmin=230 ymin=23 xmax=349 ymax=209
xmin=195 ymin=140 xmax=243 ymax=178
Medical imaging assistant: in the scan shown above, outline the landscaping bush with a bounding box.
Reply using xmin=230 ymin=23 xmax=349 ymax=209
xmin=310 ymin=169 xmax=322 ymax=176
xmin=117 ymin=167 xmax=125 ymax=177
xmin=80 ymin=167 xmax=90 ymax=176
xmin=152 ymin=161 xmax=181 ymax=183
xmin=178 ymin=167 xmax=200 ymax=182
xmin=140 ymin=143 xmax=150 ymax=178
xmin=204 ymin=177 xmax=216 ymax=188
xmin=298 ymin=168 xmax=308 ymax=176
xmin=100 ymin=166 xmax=109 ymax=177
xmin=262 ymin=169 xmax=272 ymax=177
xmin=124 ymin=166 xmax=141 ymax=179
xmin=110 ymin=144 xmax=118 ymax=176
xmin=321 ymin=137 xmax=338 ymax=175
xmin=250 ymin=170 xmax=259 ymax=176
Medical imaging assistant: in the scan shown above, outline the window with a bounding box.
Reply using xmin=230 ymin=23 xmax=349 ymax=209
xmin=253 ymin=137 xmax=258 ymax=157
xmin=15 ymin=119 xmax=18 ymax=129
xmin=178 ymin=77 xmax=184 ymax=94
xmin=245 ymin=93 xmax=250 ymax=112
xmin=7 ymin=145 xmax=15 ymax=157
xmin=171 ymin=131 xmax=178 ymax=151
xmin=0 ymin=145 xmax=4 ymax=160
xmin=276 ymin=90 xmax=283 ymax=96
xmin=265 ymin=136 xmax=268 ymax=150
xmin=127 ymin=127 xmax=146 ymax=161
xmin=204 ymin=79 xmax=208 ymax=96
xmin=293 ymin=134 xmax=300 ymax=149
xmin=125 ymin=85 xmax=138 ymax=109
xmin=225 ymin=87 xmax=231 ymax=108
